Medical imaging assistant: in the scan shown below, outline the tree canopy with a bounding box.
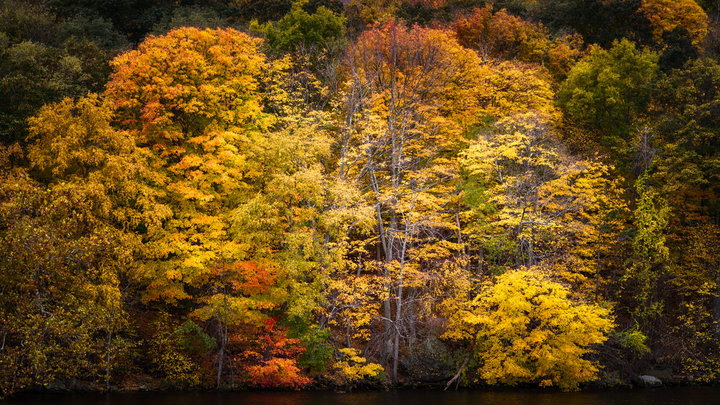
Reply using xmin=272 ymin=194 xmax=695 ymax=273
xmin=1 ymin=0 xmax=720 ymax=396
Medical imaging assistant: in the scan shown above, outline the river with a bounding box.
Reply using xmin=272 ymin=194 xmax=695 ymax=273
xmin=2 ymin=387 xmax=720 ymax=405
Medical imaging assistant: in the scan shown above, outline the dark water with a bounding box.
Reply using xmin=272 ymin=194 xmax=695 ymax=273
xmin=3 ymin=388 xmax=720 ymax=405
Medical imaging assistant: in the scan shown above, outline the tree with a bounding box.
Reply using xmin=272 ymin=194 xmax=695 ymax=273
xmin=104 ymin=27 xmax=272 ymax=302
xmin=231 ymin=58 xmax=371 ymax=369
xmin=452 ymin=6 xmax=551 ymax=63
xmin=336 ymin=19 xmax=561 ymax=382
xmin=26 ymin=95 xmax=164 ymax=388
xmin=454 ymin=268 xmax=614 ymax=391
xmin=658 ymin=27 xmax=698 ymax=70
xmin=639 ymin=0 xmax=709 ymax=46
xmin=473 ymin=60 xmax=556 ymax=120
xmin=105 ymin=27 xmax=269 ymax=146
xmin=105 ymin=26 xmax=365 ymax=385
xmin=104 ymin=27 xmax=284 ymax=387
xmin=345 ymin=0 xmax=401 ymax=26
xmin=0 ymin=94 xmax=156 ymax=396
xmin=303 ymin=0 xmax=345 ymax=14
xmin=635 ymin=57 xmax=720 ymax=365
xmin=229 ymin=111 xmax=368 ymax=323
xmin=651 ymin=57 xmax=720 ymax=204
xmin=150 ymin=5 xmax=229 ymax=36
xmin=146 ymin=315 xmax=215 ymax=388
xmin=0 ymin=169 xmax=126 ymax=396
xmin=621 ymin=176 xmax=670 ymax=332
xmin=333 ymin=348 xmax=385 ymax=387
xmin=251 ymin=2 xmax=347 ymax=53
xmin=190 ymin=261 xmax=284 ymax=387
xmin=337 ymin=21 xmax=489 ymax=382
xmin=238 ymin=318 xmax=312 ymax=389
xmin=450 ymin=5 xmax=587 ymax=81
xmin=26 ymin=95 xmax=166 ymax=228
xmin=459 ymin=113 xmax=628 ymax=291
xmin=558 ymin=39 xmax=658 ymax=159
xmin=667 ymin=223 xmax=720 ymax=381
xmin=46 ymin=0 xmax=199 ymax=42
xmin=649 ymin=59 xmax=720 ymax=325
xmin=231 ymin=0 xmax=294 ymax=23
xmin=0 ymin=1 xmax=122 ymax=144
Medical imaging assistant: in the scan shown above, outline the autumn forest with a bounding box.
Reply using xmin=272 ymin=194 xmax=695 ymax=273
xmin=1 ymin=0 xmax=720 ymax=397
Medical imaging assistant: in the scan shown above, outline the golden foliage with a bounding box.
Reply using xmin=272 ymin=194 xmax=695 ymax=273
xmin=460 ymin=113 xmax=627 ymax=289
xmin=640 ymin=0 xmax=709 ymax=46
xmin=455 ymin=268 xmax=614 ymax=391
xmin=335 ymin=348 xmax=385 ymax=383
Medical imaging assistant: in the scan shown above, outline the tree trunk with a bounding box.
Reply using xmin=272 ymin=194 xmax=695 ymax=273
xmin=105 ymin=310 xmax=115 ymax=391
xmin=392 ymin=281 xmax=403 ymax=384
xmin=216 ymin=322 xmax=227 ymax=389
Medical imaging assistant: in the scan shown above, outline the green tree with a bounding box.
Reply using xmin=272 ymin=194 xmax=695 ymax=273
xmin=652 ymin=58 xmax=720 ymax=203
xmin=231 ymin=0 xmax=294 ymax=23
xmin=558 ymin=39 xmax=659 ymax=158
xmin=252 ymin=1 xmax=347 ymax=53
xmin=622 ymin=176 xmax=670 ymax=332
xmin=150 ymin=5 xmax=229 ymax=36
xmin=0 ymin=0 xmax=125 ymax=144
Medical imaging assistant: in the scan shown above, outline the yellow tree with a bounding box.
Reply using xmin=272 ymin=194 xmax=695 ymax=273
xmin=105 ymin=27 xmax=366 ymax=384
xmin=454 ymin=268 xmax=614 ymax=391
xmin=639 ymin=0 xmax=709 ymax=46
xmin=667 ymin=223 xmax=720 ymax=381
xmin=0 ymin=94 xmax=163 ymax=395
xmin=459 ymin=113 xmax=627 ymax=291
xmin=0 ymin=164 xmax=128 ymax=396
xmin=105 ymin=27 xmax=272 ymax=304
xmin=335 ymin=20 xmax=560 ymax=381
xmin=345 ymin=0 xmax=401 ymax=25
xmin=27 ymin=95 xmax=169 ymax=232
xmin=336 ymin=21 xmax=496 ymax=381
xmin=104 ymin=27 xmax=292 ymax=387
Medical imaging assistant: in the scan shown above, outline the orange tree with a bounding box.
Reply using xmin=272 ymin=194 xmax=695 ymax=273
xmin=104 ymin=26 xmax=360 ymax=388
xmin=104 ymin=27 xmax=299 ymax=387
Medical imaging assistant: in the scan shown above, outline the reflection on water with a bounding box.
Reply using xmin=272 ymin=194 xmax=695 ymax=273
xmin=3 ymin=387 xmax=720 ymax=405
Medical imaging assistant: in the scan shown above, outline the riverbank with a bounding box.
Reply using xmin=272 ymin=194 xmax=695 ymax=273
xmin=9 ymin=373 xmax=715 ymax=397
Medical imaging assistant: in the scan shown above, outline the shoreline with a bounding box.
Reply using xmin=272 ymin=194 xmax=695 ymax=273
xmin=7 ymin=377 xmax=718 ymax=398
